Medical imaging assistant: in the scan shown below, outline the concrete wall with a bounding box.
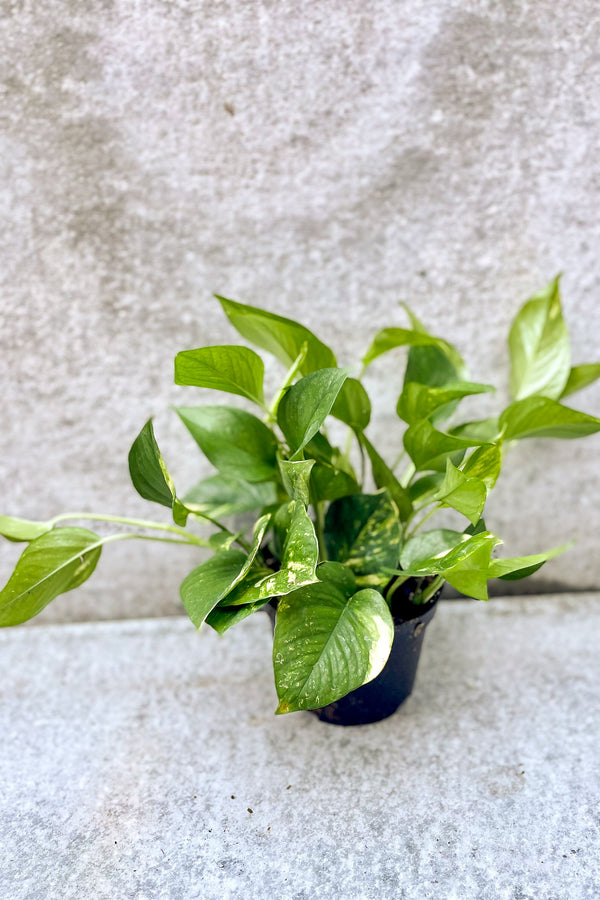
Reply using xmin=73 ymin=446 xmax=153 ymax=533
xmin=1 ymin=1 xmax=599 ymax=623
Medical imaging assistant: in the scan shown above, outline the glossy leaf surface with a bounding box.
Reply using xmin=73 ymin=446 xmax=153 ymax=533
xmin=500 ymin=398 xmax=600 ymax=441
xmin=180 ymin=549 xmax=248 ymax=628
xmin=177 ymin=406 xmax=279 ymax=482
xmin=217 ymin=296 xmax=336 ymax=375
xmin=273 ymin=581 xmax=394 ymax=713
xmin=508 ymin=277 xmax=570 ymax=400
xmin=325 ymin=491 xmax=401 ymax=577
xmin=174 ymin=345 xmax=265 ymax=405
xmin=0 ymin=528 xmax=102 ymax=626
xmin=461 ymin=444 xmax=502 ymax=489
xmin=277 ymin=368 xmax=349 ymax=458
xmin=433 ymin=459 xmax=487 ymax=526
xmin=224 ymin=501 xmax=319 ymax=605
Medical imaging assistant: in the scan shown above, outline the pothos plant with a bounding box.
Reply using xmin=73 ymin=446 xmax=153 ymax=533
xmin=1 ymin=277 xmax=599 ymax=714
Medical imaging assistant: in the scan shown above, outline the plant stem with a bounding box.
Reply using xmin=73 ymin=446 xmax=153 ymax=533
xmin=404 ymin=503 xmax=440 ymax=540
xmin=391 ymin=449 xmax=406 ymax=472
xmin=416 ymin=574 xmax=445 ymax=605
xmin=265 ymin=345 xmax=308 ymax=421
xmin=313 ymin=500 xmax=328 ymax=561
xmin=399 ymin=461 xmax=415 ymax=488
xmin=50 ymin=513 xmax=212 ymax=547
xmin=385 ymin=573 xmax=412 ymax=604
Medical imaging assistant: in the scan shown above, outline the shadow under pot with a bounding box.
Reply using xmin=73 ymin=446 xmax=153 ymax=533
xmin=265 ymin=578 xmax=441 ymax=727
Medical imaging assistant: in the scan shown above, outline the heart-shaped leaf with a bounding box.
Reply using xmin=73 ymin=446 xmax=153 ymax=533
xmin=273 ymin=582 xmax=394 ymax=713
xmin=277 ymin=368 xmax=349 ymax=458
xmin=217 ymin=296 xmax=336 ymax=375
xmin=174 ymin=345 xmax=265 ymax=405
xmin=177 ymin=405 xmax=279 ymax=482
xmin=500 ymin=397 xmax=600 ymax=441
xmin=433 ymin=459 xmax=487 ymax=526
xmin=0 ymin=528 xmax=102 ymax=626
xmin=508 ymin=276 xmax=570 ymax=400
xmin=325 ymin=491 xmax=401 ymax=578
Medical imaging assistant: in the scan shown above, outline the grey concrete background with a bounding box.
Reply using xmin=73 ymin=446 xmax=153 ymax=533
xmin=1 ymin=595 xmax=599 ymax=899
xmin=1 ymin=1 xmax=599 ymax=622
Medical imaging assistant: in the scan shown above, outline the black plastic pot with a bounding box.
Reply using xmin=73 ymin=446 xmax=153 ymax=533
xmin=266 ymin=578 xmax=440 ymax=727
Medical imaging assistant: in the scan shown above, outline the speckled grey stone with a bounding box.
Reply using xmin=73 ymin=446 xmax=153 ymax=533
xmin=1 ymin=594 xmax=599 ymax=899
xmin=0 ymin=2 xmax=599 ymax=621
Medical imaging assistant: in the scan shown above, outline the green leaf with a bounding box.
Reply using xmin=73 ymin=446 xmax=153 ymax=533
xmin=400 ymin=529 xmax=467 ymax=571
xmin=325 ymin=491 xmax=401 ymax=578
xmin=488 ymin=542 xmax=571 ymax=581
xmin=277 ymin=368 xmax=349 ymax=458
xmin=128 ymin=419 xmax=177 ymax=510
xmin=359 ymin=434 xmax=413 ymax=521
xmin=273 ymin=582 xmax=394 ymax=713
xmin=403 ymin=419 xmax=489 ymax=472
xmin=179 ymin=549 xmax=248 ymax=628
xmin=0 ymin=528 xmax=102 ymax=626
xmin=433 ymin=459 xmax=487 ymax=526
xmin=311 ymin=463 xmax=360 ymax=503
xmin=177 ymin=405 xmax=279 ymax=482
xmin=183 ymin=474 xmax=277 ymax=519
xmin=331 ymin=378 xmax=371 ymax=430
xmin=174 ymin=345 xmax=265 ymax=405
xmin=441 ymin=532 xmax=499 ymax=600
xmin=0 ymin=514 xmax=54 ymax=543
xmin=450 ymin=418 xmax=501 ymax=442
xmin=316 ymin=560 xmax=357 ymax=592
xmin=508 ymin=276 xmax=570 ymax=400
xmin=560 ymin=364 xmax=600 ymax=399
xmin=206 ymin=599 xmax=270 ymax=635
xmin=363 ymin=327 xmax=465 ymax=375
xmin=393 ymin=531 xmax=501 ymax=600
xmin=461 ymin=444 xmax=502 ymax=489
xmin=397 ymin=381 xmax=495 ymax=426
xmin=278 ymin=457 xmax=315 ymax=506
xmin=224 ymin=500 xmax=319 ymax=605
xmin=404 ymin=344 xmax=463 ymax=389
xmin=500 ymin=397 xmax=600 ymax=441
xmin=217 ymin=296 xmax=336 ymax=376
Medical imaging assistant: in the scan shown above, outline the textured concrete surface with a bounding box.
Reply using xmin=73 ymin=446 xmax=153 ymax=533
xmin=1 ymin=2 xmax=599 ymax=621
xmin=1 ymin=594 xmax=599 ymax=899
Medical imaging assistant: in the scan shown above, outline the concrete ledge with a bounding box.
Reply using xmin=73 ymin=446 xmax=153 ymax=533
xmin=1 ymin=594 xmax=599 ymax=899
